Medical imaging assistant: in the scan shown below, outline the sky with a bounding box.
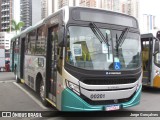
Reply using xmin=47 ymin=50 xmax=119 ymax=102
xmin=140 ymin=0 xmax=159 ymax=15
xmin=139 ymin=0 xmax=160 ymax=34
xmin=13 ymin=0 xmax=20 ymax=22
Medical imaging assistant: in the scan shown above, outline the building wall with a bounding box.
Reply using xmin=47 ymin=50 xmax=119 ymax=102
xmin=1 ymin=0 xmax=13 ymax=32
xmin=21 ymin=0 xmax=41 ymax=30
xmin=0 ymin=32 xmax=14 ymax=50
xmin=41 ymin=0 xmax=48 ymax=19
xmin=0 ymin=0 xmax=2 ymax=32
xmin=20 ymin=0 xmax=32 ymax=30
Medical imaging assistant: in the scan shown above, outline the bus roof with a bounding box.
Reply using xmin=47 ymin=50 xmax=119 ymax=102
xmin=141 ymin=33 xmax=154 ymax=39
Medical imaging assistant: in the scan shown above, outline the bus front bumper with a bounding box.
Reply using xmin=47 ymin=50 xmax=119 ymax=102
xmin=61 ymin=85 xmax=142 ymax=111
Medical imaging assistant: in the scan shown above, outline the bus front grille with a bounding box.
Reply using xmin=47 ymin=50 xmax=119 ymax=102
xmin=81 ymin=92 xmax=136 ymax=105
xmin=82 ymin=77 xmax=137 ymax=85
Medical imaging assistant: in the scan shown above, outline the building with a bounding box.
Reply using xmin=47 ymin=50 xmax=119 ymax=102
xmin=20 ymin=0 xmax=32 ymax=30
xmin=50 ymin=0 xmax=97 ymax=13
xmin=0 ymin=32 xmax=14 ymax=50
xmin=41 ymin=0 xmax=48 ymax=19
xmin=58 ymin=0 xmax=68 ymax=8
xmin=97 ymin=0 xmax=117 ymax=11
xmin=1 ymin=0 xmax=13 ymax=32
xmin=79 ymin=0 xmax=96 ymax=7
xmin=0 ymin=0 xmax=2 ymax=32
xmin=140 ymin=14 xmax=156 ymax=34
xmin=121 ymin=0 xmax=139 ymax=19
xmin=20 ymin=0 xmax=41 ymax=30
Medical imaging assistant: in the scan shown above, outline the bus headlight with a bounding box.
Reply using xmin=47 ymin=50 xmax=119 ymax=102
xmin=66 ymin=80 xmax=80 ymax=95
xmin=136 ymin=80 xmax=142 ymax=92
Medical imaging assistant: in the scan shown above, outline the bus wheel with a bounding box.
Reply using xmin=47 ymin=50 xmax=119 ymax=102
xmin=39 ymin=80 xmax=49 ymax=107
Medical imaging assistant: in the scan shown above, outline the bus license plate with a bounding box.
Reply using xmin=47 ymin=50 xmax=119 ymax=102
xmin=105 ymin=105 xmax=120 ymax=111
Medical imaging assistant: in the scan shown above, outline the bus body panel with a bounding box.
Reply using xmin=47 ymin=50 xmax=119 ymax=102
xmin=152 ymin=65 xmax=160 ymax=88
xmin=61 ymin=85 xmax=142 ymax=111
xmin=56 ymin=72 xmax=64 ymax=111
xmin=24 ymin=55 xmax=46 ymax=90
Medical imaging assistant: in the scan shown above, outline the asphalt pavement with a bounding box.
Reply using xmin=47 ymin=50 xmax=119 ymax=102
xmin=0 ymin=72 xmax=15 ymax=81
xmin=0 ymin=72 xmax=51 ymax=112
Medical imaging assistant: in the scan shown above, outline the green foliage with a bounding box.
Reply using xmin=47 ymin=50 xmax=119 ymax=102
xmin=7 ymin=19 xmax=25 ymax=34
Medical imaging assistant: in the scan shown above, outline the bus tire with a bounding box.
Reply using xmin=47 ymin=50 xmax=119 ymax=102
xmin=38 ymin=79 xmax=49 ymax=107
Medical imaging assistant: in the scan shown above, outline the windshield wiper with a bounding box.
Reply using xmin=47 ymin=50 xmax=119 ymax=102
xmin=89 ymin=22 xmax=110 ymax=46
xmin=115 ymin=27 xmax=129 ymax=57
xmin=117 ymin=27 xmax=130 ymax=47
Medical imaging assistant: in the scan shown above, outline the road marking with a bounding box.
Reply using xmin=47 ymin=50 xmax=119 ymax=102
xmin=13 ymin=82 xmax=48 ymax=110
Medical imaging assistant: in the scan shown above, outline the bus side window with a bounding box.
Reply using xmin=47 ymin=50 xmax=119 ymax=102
xmin=154 ymin=40 xmax=160 ymax=64
xmin=28 ymin=30 xmax=36 ymax=55
xmin=35 ymin=25 xmax=46 ymax=55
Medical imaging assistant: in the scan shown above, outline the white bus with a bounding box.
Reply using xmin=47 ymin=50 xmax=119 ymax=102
xmin=11 ymin=7 xmax=142 ymax=111
xmin=141 ymin=33 xmax=160 ymax=88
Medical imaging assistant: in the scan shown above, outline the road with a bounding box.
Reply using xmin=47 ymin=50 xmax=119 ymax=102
xmin=0 ymin=72 xmax=52 ymax=112
xmin=0 ymin=72 xmax=15 ymax=81
xmin=0 ymin=72 xmax=160 ymax=120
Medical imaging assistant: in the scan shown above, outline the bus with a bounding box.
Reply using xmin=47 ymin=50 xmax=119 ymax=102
xmin=141 ymin=32 xmax=160 ymax=88
xmin=10 ymin=6 xmax=142 ymax=111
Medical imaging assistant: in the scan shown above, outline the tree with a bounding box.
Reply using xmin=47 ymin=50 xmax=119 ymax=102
xmin=7 ymin=19 xmax=25 ymax=34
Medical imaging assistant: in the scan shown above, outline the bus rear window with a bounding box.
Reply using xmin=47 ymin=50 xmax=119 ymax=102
xmin=72 ymin=8 xmax=138 ymax=28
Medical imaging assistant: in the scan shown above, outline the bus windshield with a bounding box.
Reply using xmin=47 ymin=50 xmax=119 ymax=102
xmin=66 ymin=26 xmax=141 ymax=70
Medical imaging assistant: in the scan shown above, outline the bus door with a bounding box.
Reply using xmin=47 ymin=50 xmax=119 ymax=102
xmin=141 ymin=37 xmax=153 ymax=85
xmin=151 ymin=38 xmax=160 ymax=87
xmin=12 ymin=41 xmax=15 ymax=72
xmin=20 ymin=38 xmax=25 ymax=79
xmin=46 ymin=25 xmax=59 ymax=102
